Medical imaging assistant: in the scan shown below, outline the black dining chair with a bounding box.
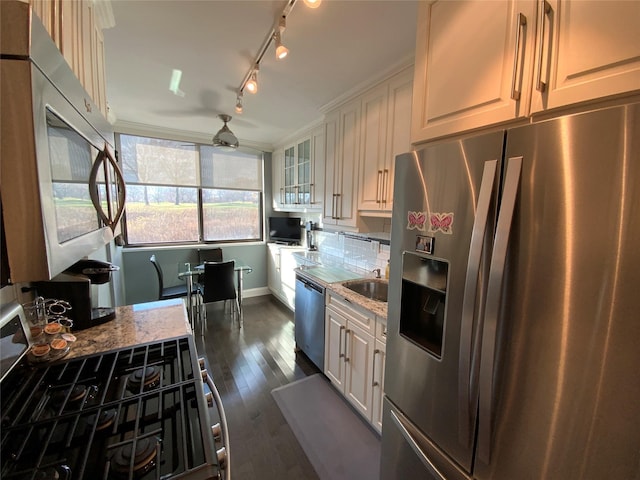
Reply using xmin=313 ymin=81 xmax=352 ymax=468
xmin=198 ymin=248 xmax=223 ymax=264
xmin=196 ymin=248 xmax=223 ymax=286
xmin=150 ymin=254 xmax=199 ymax=301
xmin=201 ymin=260 xmax=241 ymax=333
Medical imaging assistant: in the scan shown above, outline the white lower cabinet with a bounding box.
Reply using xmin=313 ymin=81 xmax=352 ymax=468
xmin=343 ymin=319 xmax=375 ymax=420
xmin=325 ymin=307 xmax=347 ymax=390
xmin=267 ymin=244 xmax=304 ymax=310
xmin=324 ymin=291 xmax=386 ymax=431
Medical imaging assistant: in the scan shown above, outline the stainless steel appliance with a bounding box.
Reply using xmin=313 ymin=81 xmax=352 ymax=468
xmin=305 ymin=221 xmax=317 ymax=251
xmin=294 ymin=274 xmax=326 ymax=370
xmin=0 ymin=1 xmax=126 ymax=283
xmin=381 ymin=103 xmax=640 ymax=480
xmin=0 ymin=301 xmax=230 ymax=479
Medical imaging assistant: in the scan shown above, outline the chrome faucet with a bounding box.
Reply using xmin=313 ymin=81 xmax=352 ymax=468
xmin=372 ymin=268 xmax=381 ymax=279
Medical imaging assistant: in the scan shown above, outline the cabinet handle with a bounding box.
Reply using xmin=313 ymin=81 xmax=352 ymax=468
xmin=336 ymin=193 xmax=342 ymax=220
xmin=294 ymin=185 xmax=300 ymax=204
xmin=310 ymin=183 xmax=315 ymax=204
xmin=331 ymin=194 xmax=337 ymax=219
xmin=382 ymin=169 xmax=389 ymax=206
xmin=536 ymin=0 xmax=552 ymax=92
xmin=510 ymin=13 xmax=527 ymax=101
xmin=376 ymin=170 xmax=383 ymax=204
xmin=344 ymin=329 xmax=350 ymax=363
xmin=280 ymin=188 xmax=284 ymax=204
xmin=339 ymin=325 xmax=345 ymax=358
xmin=372 ymin=349 xmax=380 ymax=387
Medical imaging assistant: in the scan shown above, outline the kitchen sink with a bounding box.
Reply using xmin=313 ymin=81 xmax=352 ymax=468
xmin=342 ymin=279 xmax=388 ymax=302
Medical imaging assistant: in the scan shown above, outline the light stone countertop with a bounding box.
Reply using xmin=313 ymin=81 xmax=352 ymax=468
xmin=295 ymin=267 xmax=388 ymax=320
xmin=327 ymin=281 xmax=388 ymax=320
xmin=64 ymin=299 xmax=191 ymax=360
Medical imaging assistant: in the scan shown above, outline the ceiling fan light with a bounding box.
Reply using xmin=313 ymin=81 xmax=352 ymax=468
xmin=212 ymin=114 xmax=239 ymax=149
xmin=303 ymin=0 xmax=321 ymax=9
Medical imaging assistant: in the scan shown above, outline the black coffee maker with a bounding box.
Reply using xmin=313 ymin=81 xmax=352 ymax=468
xmin=35 ymin=259 xmax=120 ymax=330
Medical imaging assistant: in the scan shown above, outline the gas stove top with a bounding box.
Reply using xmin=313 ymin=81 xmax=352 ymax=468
xmin=0 ymin=336 xmax=220 ymax=480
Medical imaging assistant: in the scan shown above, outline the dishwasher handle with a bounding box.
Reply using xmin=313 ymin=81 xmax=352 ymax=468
xmin=296 ymin=275 xmax=325 ymax=295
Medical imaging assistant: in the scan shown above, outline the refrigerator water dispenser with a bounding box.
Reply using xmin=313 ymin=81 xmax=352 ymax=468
xmin=399 ymin=252 xmax=448 ymax=358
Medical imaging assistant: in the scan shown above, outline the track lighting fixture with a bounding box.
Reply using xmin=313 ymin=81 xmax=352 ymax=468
xmin=235 ymin=92 xmax=243 ymax=114
xmin=275 ymin=16 xmax=289 ymax=60
xmin=235 ymin=0 xmax=322 ymax=112
xmin=246 ymin=66 xmax=258 ymax=94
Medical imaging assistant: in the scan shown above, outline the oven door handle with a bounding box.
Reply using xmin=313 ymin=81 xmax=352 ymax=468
xmin=205 ymin=374 xmax=231 ymax=480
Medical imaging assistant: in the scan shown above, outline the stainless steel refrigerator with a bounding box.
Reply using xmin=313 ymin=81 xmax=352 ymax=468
xmin=380 ymin=102 xmax=640 ymax=480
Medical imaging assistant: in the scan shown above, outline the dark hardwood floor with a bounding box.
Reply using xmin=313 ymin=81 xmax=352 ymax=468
xmin=194 ymin=295 xmax=321 ymax=480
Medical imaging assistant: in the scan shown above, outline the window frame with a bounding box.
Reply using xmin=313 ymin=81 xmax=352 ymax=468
xmin=116 ymin=132 xmax=265 ymax=247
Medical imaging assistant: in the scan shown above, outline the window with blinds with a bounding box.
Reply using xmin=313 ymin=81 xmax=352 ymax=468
xmin=119 ymin=134 xmax=263 ymax=245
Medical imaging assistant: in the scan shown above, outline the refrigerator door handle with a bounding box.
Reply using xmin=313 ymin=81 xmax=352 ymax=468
xmin=390 ymin=409 xmax=447 ymax=480
xmin=477 ymin=156 xmax=523 ymax=464
xmin=458 ymin=159 xmax=498 ymax=448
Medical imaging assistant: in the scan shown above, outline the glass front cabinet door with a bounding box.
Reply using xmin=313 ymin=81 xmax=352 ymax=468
xmin=279 ymin=137 xmax=317 ymax=208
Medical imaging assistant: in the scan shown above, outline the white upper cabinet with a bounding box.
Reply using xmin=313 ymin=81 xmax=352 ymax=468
xmin=530 ymin=0 xmax=640 ymax=113
xmin=323 ymin=99 xmax=361 ymax=228
xmin=358 ymin=83 xmax=389 ymax=212
xmin=412 ymin=0 xmax=640 ymax=144
xmin=358 ymin=68 xmax=413 ymax=215
xmin=412 ymin=0 xmax=537 ymax=143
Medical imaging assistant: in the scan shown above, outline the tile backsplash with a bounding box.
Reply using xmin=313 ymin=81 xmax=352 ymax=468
xmin=314 ymin=231 xmax=390 ymax=275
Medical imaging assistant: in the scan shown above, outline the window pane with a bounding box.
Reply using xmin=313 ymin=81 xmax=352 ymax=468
xmin=202 ymin=189 xmax=260 ymax=241
xmin=120 ymin=135 xmax=198 ymax=186
xmin=117 ymin=132 xmax=264 ymax=245
xmin=200 ymin=147 xmax=262 ymax=190
xmin=47 ymin=109 xmax=101 ymax=243
xmin=125 ymin=185 xmax=199 ymax=244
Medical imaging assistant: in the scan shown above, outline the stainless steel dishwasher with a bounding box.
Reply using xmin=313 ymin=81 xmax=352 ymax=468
xmin=294 ymin=274 xmax=326 ymax=370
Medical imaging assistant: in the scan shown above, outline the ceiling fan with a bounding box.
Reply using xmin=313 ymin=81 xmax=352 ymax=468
xmin=212 ymin=114 xmax=239 ymax=150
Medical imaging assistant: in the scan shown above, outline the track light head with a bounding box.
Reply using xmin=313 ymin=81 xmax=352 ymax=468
xmin=275 ymin=31 xmax=289 ymax=60
xmin=246 ymin=66 xmax=259 ymax=94
xmin=235 ymin=93 xmax=243 ymax=114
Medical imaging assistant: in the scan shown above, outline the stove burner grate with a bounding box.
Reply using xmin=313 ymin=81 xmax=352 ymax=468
xmin=110 ymin=437 xmax=159 ymax=478
xmin=0 ymin=337 xmax=213 ymax=479
xmin=50 ymin=384 xmax=87 ymax=409
xmin=90 ymin=409 xmax=117 ymax=431
xmin=127 ymin=366 xmax=161 ymax=392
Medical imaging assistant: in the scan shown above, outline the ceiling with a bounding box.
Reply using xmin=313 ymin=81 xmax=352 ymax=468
xmin=103 ymin=0 xmax=419 ymax=151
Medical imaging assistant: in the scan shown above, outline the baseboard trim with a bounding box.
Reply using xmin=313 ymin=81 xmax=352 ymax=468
xmin=244 ymin=286 xmax=271 ymax=298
